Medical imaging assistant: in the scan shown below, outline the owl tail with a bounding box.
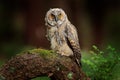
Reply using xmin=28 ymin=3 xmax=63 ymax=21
xmin=75 ymin=58 xmax=82 ymax=67
xmin=70 ymin=55 xmax=82 ymax=67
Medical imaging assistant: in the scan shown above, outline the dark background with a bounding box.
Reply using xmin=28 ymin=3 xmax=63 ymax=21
xmin=0 ymin=0 xmax=120 ymax=59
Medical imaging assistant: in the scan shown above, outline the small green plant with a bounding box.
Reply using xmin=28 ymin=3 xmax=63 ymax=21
xmin=82 ymin=45 xmax=120 ymax=80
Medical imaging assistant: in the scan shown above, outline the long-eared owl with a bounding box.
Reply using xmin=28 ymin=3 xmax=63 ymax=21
xmin=45 ymin=8 xmax=81 ymax=67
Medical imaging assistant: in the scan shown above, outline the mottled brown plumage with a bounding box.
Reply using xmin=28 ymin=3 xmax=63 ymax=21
xmin=45 ymin=8 xmax=81 ymax=67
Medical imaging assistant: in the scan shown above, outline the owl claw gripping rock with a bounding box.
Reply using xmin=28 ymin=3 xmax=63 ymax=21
xmin=45 ymin=8 xmax=82 ymax=67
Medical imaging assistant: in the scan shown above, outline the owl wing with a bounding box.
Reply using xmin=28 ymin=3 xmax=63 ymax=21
xmin=65 ymin=23 xmax=81 ymax=67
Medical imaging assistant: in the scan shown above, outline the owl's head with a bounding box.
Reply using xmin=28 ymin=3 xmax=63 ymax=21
xmin=45 ymin=8 xmax=67 ymax=27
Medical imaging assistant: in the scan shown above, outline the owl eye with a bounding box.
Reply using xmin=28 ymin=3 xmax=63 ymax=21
xmin=49 ymin=14 xmax=55 ymax=20
xmin=58 ymin=13 xmax=63 ymax=19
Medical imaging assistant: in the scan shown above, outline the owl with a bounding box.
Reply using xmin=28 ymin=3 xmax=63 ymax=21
xmin=45 ymin=8 xmax=81 ymax=67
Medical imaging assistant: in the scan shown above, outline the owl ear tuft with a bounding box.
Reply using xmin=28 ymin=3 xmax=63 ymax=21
xmin=59 ymin=8 xmax=63 ymax=10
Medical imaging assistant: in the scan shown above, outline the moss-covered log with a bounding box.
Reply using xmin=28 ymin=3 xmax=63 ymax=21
xmin=0 ymin=48 xmax=90 ymax=80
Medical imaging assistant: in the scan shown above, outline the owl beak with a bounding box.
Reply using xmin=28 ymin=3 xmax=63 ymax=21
xmin=55 ymin=17 xmax=58 ymax=22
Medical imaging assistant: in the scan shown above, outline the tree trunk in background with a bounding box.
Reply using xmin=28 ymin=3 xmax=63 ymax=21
xmin=25 ymin=0 xmax=50 ymax=48
xmin=86 ymin=0 xmax=105 ymax=48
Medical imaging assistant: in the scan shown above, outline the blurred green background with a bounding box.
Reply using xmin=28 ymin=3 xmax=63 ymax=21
xmin=0 ymin=0 xmax=120 ymax=80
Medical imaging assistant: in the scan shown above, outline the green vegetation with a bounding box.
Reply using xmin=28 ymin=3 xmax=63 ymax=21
xmin=17 ymin=48 xmax=53 ymax=57
xmin=82 ymin=45 xmax=120 ymax=80
xmin=21 ymin=48 xmax=56 ymax=59
xmin=28 ymin=48 xmax=54 ymax=57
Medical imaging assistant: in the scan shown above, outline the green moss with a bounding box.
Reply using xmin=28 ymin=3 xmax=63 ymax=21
xmin=28 ymin=48 xmax=52 ymax=55
xmin=28 ymin=48 xmax=56 ymax=57
xmin=18 ymin=48 xmax=57 ymax=59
